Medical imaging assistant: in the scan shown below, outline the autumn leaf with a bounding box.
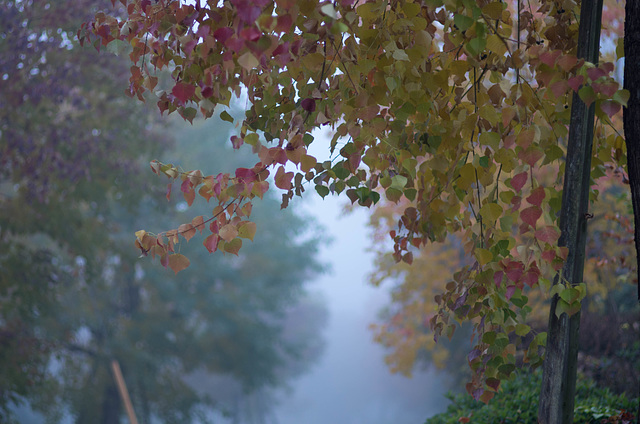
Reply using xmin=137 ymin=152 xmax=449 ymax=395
xmin=178 ymin=223 xmax=197 ymax=242
xmin=238 ymin=221 xmax=257 ymax=241
xmin=168 ymin=254 xmax=190 ymax=274
xmin=510 ymin=172 xmax=528 ymax=192
xmin=535 ymin=226 xmax=560 ymax=244
xmin=172 ymin=82 xmax=195 ymax=105
xmin=219 ymin=223 xmax=239 ymax=242
xmin=223 ymin=238 xmax=242 ymax=255
xmin=203 ymin=234 xmax=219 ymax=253
xmin=521 ymin=206 xmax=542 ymax=227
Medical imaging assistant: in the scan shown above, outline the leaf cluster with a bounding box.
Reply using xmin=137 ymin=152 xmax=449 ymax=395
xmin=81 ymin=0 xmax=629 ymax=398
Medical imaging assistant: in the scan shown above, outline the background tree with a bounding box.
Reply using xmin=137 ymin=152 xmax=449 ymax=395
xmin=1 ymin=1 xmax=327 ymax=422
xmin=0 ymin=0 xmax=168 ymax=417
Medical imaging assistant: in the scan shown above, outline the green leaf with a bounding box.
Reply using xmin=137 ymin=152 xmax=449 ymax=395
xmin=390 ymin=175 xmax=408 ymax=190
xmin=223 ymin=237 xmax=242 ymax=255
xmin=466 ymin=37 xmax=486 ymax=56
xmin=220 ymin=110 xmax=234 ymax=123
xmin=454 ymin=14 xmax=474 ymax=32
xmin=315 ymin=185 xmax=330 ymax=198
xmin=106 ymin=39 xmax=132 ymax=56
xmin=479 ymin=202 xmax=503 ymax=223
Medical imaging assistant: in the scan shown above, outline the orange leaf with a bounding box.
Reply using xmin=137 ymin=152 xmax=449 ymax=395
xmin=219 ymin=223 xmax=238 ymax=242
xmin=168 ymin=254 xmax=190 ymax=274
xmin=178 ymin=223 xmax=197 ymax=242
xmin=191 ymin=216 xmax=205 ymax=233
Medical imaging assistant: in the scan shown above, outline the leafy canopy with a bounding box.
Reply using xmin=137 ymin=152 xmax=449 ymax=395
xmin=81 ymin=0 xmax=628 ymax=400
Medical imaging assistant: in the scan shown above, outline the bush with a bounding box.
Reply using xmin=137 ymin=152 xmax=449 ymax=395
xmin=425 ymin=369 xmax=638 ymax=423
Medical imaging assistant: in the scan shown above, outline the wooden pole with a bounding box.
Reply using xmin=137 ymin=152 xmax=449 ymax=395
xmin=537 ymin=1 xmax=603 ymax=423
xmin=111 ymin=360 xmax=139 ymax=424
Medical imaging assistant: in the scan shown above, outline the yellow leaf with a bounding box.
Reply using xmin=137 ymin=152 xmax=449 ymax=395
xmin=475 ymin=248 xmax=493 ymax=266
xmin=457 ymin=163 xmax=476 ymax=190
xmin=482 ymin=2 xmax=503 ymax=20
xmin=238 ymin=221 xmax=257 ymax=241
xmin=479 ymin=202 xmax=503 ymax=223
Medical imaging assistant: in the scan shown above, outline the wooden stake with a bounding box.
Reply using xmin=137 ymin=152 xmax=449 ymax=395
xmin=111 ymin=360 xmax=139 ymax=424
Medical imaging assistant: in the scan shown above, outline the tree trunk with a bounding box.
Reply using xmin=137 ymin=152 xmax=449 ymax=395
xmin=538 ymin=1 xmax=603 ymax=423
xmin=623 ymin=0 xmax=640 ymax=299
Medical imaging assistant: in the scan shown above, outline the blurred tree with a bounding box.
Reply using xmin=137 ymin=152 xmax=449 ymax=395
xmin=0 ymin=0 xmax=169 ymax=418
xmin=368 ymin=169 xmax=638 ymax=397
xmin=0 ymin=1 xmax=327 ymax=422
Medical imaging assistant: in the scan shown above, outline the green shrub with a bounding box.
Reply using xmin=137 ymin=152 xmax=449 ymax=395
xmin=425 ymin=370 xmax=638 ymax=423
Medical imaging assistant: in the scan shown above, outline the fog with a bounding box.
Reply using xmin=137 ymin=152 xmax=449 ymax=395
xmin=273 ymin=194 xmax=451 ymax=424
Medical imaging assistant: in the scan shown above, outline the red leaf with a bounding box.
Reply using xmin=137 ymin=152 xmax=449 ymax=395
xmin=240 ymin=26 xmax=261 ymax=42
xmin=550 ymin=80 xmax=569 ymax=98
xmin=494 ymin=270 xmax=504 ymax=287
xmin=504 ymin=260 xmax=524 ymax=282
xmin=181 ymin=179 xmax=192 ymax=193
xmin=587 ymin=67 xmax=607 ymax=81
xmin=166 ymin=183 xmax=172 ymax=202
xmin=275 ymin=14 xmax=293 ymax=32
xmin=301 ymin=98 xmax=316 ymax=112
xmin=601 ymin=62 xmax=614 ymax=74
xmin=542 ymin=249 xmax=556 ymax=263
xmin=520 ymin=205 xmax=542 ymax=227
xmin=510 ymin=195 xmax=522 ymax=211
xmin=535 ymin=226 xmax=560 ymax=244
xmin=523 ymin=266 xmax=540 ymax=287
xmin=235 ymin=167 xmax=257 ymax=183
xmin=213 ymin=27 xmax=233 ymax=43
xmin=526 ymin=187 xmax=545 ymax=207
xmin=203 ymin=234 xmax=219 ymax=253
xmin=592 ymin=81 xmax=619 ymax=97
xmin=539 ymin=50 xmax=561 ymax=67
xmin=172 ymin=82 xmax=196 ymax=105
xmin=567 ymin=75 xmax=584 ymax=92
xmin=518 ymin=148 xmax=544 ymax=167
xmin=510 ymin=172 xmax=528 ymax=192
xmin=600 ymin=100 xmax=621 ymax=118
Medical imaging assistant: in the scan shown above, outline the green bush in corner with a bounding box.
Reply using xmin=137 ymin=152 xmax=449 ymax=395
xmin=425 ymin=369 xmax=637 ymax=424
